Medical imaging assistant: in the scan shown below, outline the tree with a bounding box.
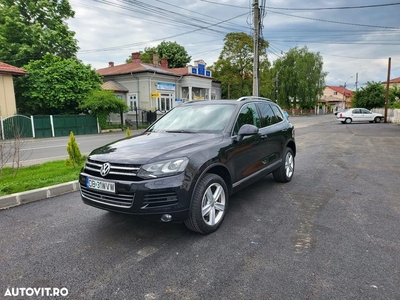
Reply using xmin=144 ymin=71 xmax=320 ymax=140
xmin=272 ymin=46 xmax=327 ymax=109
xmin=125 ymin=41 xmax=191 ymax=68
xmin=66 ymin=131 xmax=83 ymax=169
xmin=388 ymin=84 xmax=400 ymax=108
xmin=79 ymin=90 xmax=129 ymax=129
xmin=210 ymin=32 xmax=271 ymax=99
xmin=0 ymin=0 xmax=78 ymax=67
xmin=352 ymin=81 xmax=385 ymax=109
xmin=15 ymin=53 xmax=102 ymax=115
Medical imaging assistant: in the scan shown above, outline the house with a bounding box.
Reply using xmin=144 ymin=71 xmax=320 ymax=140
xmin=319 ymin=85 xmax=353 ymax=110
xmin=0 ymin=62 xmax=26 ymax=119
xmin=96 ymin=52 xmax=221 ymax=125
xmin=382 ymin=76 xmax=400 ymax=89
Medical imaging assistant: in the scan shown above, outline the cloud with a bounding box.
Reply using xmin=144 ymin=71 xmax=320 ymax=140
xmin=67 ymin=0 xmax=400 ymax=87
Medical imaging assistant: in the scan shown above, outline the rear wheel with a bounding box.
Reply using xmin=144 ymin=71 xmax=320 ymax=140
xmin=345 ymin=118 xmax=352 ymax=124
xmin=273 ymin=147 xmax=295 ymax=183
xmin=374 ymin=117 xmax=381 ymax=123
xmin=184 ymin=174 xmax=228 ymax=234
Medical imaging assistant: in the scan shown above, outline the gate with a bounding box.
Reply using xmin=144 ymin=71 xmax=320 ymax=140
xmin=53 ymin=115 xmax=98 ymax=136
xmin=33 ymin=115 xmax=52 ymax=138
xmin=2 ymin=115 xmax=33 ymax=139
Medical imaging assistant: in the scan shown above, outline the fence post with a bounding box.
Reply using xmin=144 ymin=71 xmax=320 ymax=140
xmin=31 ymin=115 xmax=35 ymax=138
xmin=0 ymin=116 xmax=3 ymax=140
xmin=50 ymin=115 xmax=55 ymax=137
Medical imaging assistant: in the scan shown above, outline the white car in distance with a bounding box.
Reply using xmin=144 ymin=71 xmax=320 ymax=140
xmin=336 ymin=108 xmax=384 ymax=124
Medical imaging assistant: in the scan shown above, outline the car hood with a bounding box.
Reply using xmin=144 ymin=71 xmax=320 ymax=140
xmin=88 ymin=132 xmax=224 ymax=164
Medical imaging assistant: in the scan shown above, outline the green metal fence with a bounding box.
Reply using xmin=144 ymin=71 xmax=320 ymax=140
xmin=1 ymin=115 xmax=33 ymax=139
xmin=1 ymin=115 xmax=98 ymax=140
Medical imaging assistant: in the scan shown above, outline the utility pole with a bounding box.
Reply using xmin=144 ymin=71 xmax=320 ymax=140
xmin=384 ymin=57 xmax=391 ymax=123
xmin=252 ymin=0 xmax=260 ymax=97
xmin=355 ymin=72 xmax=358 ymax=91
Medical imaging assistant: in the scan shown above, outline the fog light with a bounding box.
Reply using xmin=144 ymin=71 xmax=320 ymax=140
xmin=161 ymin=214 xmax=172 ymax=222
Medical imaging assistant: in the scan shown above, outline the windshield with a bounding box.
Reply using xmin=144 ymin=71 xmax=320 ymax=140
xmin=147 ymin=104 xmax=236 ymax=133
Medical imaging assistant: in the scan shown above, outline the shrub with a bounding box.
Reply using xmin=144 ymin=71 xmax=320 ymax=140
xmin=66 ymin=131 xmax=83 ymax=169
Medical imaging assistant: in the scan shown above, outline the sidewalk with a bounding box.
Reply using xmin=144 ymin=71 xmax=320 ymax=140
xmin=0 ymin=129 xmax=145 ymax=210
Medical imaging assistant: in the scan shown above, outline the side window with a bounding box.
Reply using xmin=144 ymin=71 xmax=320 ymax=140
xmin=361 ymin=109 xmax=370 ymax=114
xmin=271 ymin=105 xmax=284 ymax=124
xmin=353 ymin=109 xmax=361 ymax=114
xmin=257 ymin=103 xmax=275 ymax=127
xmin=233 ymin=103 xmax=261 ymax=135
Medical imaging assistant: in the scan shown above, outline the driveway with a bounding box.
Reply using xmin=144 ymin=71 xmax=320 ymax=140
xmin=1 ymin=116 xmax=399 ymax=299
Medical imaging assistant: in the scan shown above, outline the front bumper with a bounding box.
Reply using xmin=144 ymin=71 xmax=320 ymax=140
xmin=79 ymin=172 xmax=193 ymax=222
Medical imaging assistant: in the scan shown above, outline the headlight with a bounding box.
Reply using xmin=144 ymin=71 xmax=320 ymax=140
xmin=137 ymin=157 xmax=189 ymax=179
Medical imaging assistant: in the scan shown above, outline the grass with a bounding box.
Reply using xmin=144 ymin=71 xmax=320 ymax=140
xmin=0 ymin=160 xmax=84 ymax=197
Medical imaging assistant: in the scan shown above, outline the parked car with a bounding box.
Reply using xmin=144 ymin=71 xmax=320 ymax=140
xmin=336 ymin=108 xmax=384 ymax=124
xmin=283 ymin=110 xmax=289 ymax=120
xmin=334 ymin=108 xmax=347 ymax=116
xmin=79 ymin=97 xmax=296 ymax=234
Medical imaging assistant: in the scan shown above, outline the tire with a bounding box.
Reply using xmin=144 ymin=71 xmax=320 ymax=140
xmin=374 ymin=117 xmax=381 ymax=123
xmin=184 ymin=173 xmax=228 ymax=234
xmin=273 ymin=147 xmax=295 ymax=183
xmin=345 ymin=118 xmax=352 ymax=124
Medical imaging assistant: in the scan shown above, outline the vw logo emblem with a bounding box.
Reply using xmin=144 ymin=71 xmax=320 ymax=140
xmin=100 ymin=162 xmax=111 ymax=177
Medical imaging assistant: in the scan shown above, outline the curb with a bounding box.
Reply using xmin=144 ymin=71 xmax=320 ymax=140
xmin=0 ymin=181 xmax=79 ymax=210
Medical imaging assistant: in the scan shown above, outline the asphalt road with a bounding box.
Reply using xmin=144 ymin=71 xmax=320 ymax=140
xmin=1 ymin=130 xmax=141 ymax=167
xmin=1 ymin=116 xmax=400 ymax=299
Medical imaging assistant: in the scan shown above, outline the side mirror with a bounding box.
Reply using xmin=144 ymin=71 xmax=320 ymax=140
xmin=236 ymin=124 xmax=258 ymax=142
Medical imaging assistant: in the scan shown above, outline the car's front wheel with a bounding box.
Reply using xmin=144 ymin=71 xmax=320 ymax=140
xmin=374 ymin=117 xmax=381 ymax=123
xmin=184 ymin=173 xmax=228 ymax=234
xmin=273 ymin=147 xmax=295 ymax=183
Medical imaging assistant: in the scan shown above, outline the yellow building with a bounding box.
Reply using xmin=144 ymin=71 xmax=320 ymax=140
xmin=0 ymin=62 xmax=26 ymax=119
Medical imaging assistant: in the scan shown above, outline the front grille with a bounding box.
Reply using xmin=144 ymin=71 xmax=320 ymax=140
xmin=85 ymin=159 xmax=140 ymax=177
xmin=81 ymin=186 xmax=134 ymax=208
xmin=142 ymin=191 xmax=179 ymax=209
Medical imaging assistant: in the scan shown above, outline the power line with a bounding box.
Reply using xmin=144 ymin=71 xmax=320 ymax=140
xmin=78 ymin=12 xmax=248 ymax=53
xmin=198 ymin=0 xmax=400 ymax=11
xmin=266 ymin=9 xmax=400 ymax=29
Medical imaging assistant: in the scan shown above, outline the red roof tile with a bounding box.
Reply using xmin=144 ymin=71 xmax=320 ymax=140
xmin=326 ymin=85 xmax=353 ymax=97
xmin=0 ymin=62 xmax=26 ymax=76
xmin=382 ymin=77 xmax=400 ymax=84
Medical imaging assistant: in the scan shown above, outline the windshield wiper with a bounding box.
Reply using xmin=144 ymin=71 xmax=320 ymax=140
xmin=165 ymin=130 xmax=195 ymax=133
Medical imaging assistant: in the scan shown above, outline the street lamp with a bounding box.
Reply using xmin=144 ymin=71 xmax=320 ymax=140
xmin=342 ymin=76 xmax=353 ymax=109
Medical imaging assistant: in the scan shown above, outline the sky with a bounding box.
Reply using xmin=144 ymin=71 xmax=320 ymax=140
xmin=66 ymin=0 xmax=400 ymax=90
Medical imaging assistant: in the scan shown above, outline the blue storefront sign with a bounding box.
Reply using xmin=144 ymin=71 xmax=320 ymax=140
xmin=157 ymin=82 xmax=176 ymax=90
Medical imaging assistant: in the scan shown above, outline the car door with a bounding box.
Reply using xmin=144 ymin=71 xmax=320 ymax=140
xmin=256 ymin=102 xmax=285 ymax=169
xmin=351 ymin=109 xmax=362 ymax=122
xmin=227 ymin=103 xmax=265 ymax=184
xmin=360 ymin=108 xmax=374 ymax=121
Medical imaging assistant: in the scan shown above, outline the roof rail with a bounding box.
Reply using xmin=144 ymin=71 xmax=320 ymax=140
xmin=237 ymin=96 xmax=273 ymax=102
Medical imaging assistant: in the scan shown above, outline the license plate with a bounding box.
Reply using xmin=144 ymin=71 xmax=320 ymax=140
xmin=86 ymin=177 xmax=115 ymax=193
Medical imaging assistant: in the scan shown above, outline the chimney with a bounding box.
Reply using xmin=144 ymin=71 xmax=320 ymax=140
xmin=153 ymin=54 xmax=159 ymax=66
xmin=131 ymin=52 xmax=141 ymax=63
xmin=161 ymin=58 xmax=168 ymax=69
xmin=108 ymin=62 xmax=114 ymax=67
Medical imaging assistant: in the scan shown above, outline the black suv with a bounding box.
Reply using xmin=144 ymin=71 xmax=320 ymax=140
xmin=79 ymin=97 xmax=296 ymax=234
